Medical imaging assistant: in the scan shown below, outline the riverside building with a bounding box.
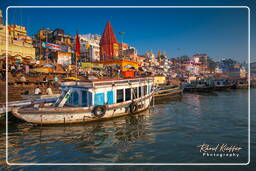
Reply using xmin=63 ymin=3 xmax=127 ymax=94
xmin=0 ymin=10 xmax=35 ymax=60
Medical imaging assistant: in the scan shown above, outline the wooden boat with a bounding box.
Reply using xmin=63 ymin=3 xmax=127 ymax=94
xmin=211 ymin=79 xmax=233 ymax=91
xmin=154 ymin=86 xmax=183 ymax=98
xmin=231 ymin=78 xmax=248 ymax=89
xmin=183 ymin=86 xmax=215 ymax=93
xmin=183 ymin=80 xmax=214 ymax=93
xmin=21 ymin=94 xmax=60 ymax=100
xmin=0 ymin=97 xmax=57 ymax=114
xmin=12 ymin=77 xmax=154 ymax=125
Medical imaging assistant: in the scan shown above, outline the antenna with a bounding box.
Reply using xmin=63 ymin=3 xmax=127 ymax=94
xmin=119 ymin=32 xmax=124 ymax=44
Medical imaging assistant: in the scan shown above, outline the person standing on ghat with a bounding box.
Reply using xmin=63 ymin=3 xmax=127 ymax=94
xmin=45 ymin=85 xmax=53 ymax=95
xmin=34 ymin=87 xmax=42 ymax=95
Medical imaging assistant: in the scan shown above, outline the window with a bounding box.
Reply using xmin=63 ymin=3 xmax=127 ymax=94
xmin=132 ymin=87 xmax=137 ymax=99
xmin=138 ymin=87 xmax=142 ymax=97
xmin=107 ymin=91 xmax=114 ymax=104
xmin=148 ymin=85 xmax=152 ymax=94
xmin=81 ymin=91 xmax=87 ymax=107
xmin=116 ymin=89 xmax=124 ymax=103
xmin=144 ymin=85 xmax=147 ymax=95
xmin=68 ymin=92 xmax=73 ymax=104
xmin=88 ymin=92 xmax=92 ymax=106
xmin=72 ymin=91 xmax=79 ymax=105
xmin=94 ymin=93 xmax=105 ymax=105
xmin=125 ymin=88 xmax=131 ymax=101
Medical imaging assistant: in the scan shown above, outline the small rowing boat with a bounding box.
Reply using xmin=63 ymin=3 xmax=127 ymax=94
xmin=154 ymin=86 xmax=183 ymax=98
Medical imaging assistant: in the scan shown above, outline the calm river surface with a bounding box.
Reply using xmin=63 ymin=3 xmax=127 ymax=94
xmin=0 ymin=89 xmax=255 ymax=170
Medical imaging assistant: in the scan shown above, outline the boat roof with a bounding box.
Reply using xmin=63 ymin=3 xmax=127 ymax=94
xmin=61 ymin=77 xmax=153 ymax=88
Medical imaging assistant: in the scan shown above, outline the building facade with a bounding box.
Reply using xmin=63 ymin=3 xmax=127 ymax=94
xmin=79 ymin=34 xmax=101 ymax=62
xmin=34 ymin=28 xmax=73 ymax=66
xmin=0 ymin=10 xmax=35 ymax=60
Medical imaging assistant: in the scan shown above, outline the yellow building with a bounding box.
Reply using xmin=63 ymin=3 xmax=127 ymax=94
xmin=153 ymin=76 xmax=166 ymax=85
xmin=0 ymin=11 xmax=35 ymax=60
xmin=94 ymin=59 xmax=139 ymax=71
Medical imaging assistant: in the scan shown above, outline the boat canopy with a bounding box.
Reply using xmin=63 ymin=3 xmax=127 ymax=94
xmin=58 ymin=77 xmax=153 ymax=107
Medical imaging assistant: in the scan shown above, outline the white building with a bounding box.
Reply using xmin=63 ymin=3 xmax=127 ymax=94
xmin=215 ymin=67 xmax=223 ymax=74
xmin=79 ymin=34 xmax=101 ymax=62
xmin=185 ymin=63 xmax=200 ymax=75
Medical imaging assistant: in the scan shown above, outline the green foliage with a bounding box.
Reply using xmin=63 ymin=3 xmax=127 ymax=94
xmin=207 ymin=57 xmax=217 ymax=70
xmin=171 ymin=55 xmax=190 ymax=64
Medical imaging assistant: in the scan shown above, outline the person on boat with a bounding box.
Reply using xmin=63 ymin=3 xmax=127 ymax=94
xmin=34 ymin=87 xmax=42 ymax=95
xmin=45 ymin=86 xmax=53 ymax=95
xmin=54 ymin=76 xmax=59 ymax=88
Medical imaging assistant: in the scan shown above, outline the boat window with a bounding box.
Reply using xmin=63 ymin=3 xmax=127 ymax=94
xmin=132 ymin=87 xmax=137 ymax=99
xmin=107 ymin=91 xmax=114 ymax=104
xmin=144 ymin=85 xmax=147 ymax=95
xmin=72 ymin=91 xmax=79 ymax=105
xmin=138 ymin=87 xmax=142 ymax=97
xmin=148 ymin=85 xmax=152 ymax=94
xmin=94 ymin=93 xmax=105 ymax=105
xmin=125 ymin=88 xmax=131 ymax=101
xmin=116 ymin=89 xmax=124 ymax=103
xmin=81 ymin=91 xmax=87 ymax=107
xmin=68 ymin=92 xmax=72 ymax=104
xmin=88 ymin=92 xmax=92 ymax=106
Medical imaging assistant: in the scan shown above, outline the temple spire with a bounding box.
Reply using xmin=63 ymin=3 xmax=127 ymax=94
xmin=100 ymin=21 xmax=119 ymax=61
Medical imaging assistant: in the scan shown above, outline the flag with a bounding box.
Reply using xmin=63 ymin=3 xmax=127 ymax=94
xmin=75 ymin=33 xmax=80 ymax=59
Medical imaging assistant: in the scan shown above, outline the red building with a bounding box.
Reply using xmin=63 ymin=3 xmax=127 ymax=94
xmin=99 ymin=21 xmax=119 ymax=61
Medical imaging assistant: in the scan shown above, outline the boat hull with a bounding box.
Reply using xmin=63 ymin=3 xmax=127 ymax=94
xmin=183 ymin=86 xmax=215 ymax=93
xmin=154 ymin=87 xmax=183 ymax=98
xmin=12 ymin=95 xmax=153 ymax=125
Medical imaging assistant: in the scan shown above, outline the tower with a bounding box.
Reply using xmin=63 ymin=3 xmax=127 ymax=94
xmin=99 ymin=21 xmax=119 ymax=61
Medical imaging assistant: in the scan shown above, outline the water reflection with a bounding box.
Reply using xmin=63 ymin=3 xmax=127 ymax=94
xmin=7 ymin=111 xmax=155 ymax=163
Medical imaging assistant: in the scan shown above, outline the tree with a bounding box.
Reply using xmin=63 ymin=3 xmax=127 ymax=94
xmin=171 ymin=55 xmax=190 ymax=64
xmin=207 ymin=57 xmax=217 ymax=70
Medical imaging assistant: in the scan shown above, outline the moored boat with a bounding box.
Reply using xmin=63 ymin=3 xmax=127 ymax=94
xmin=183 ymin=80 xmax=215 ymax=93
xmin=211 ymin=79 xmax=233 ymax=91
xmin=231 ymin=78 xmax=249 ymax=89
xmin=154 ymin=85 xmax=183 ymax=98
xmin=12 ymin=77 xmax=154 ymax=124
xmin=0 ymin=97 xmax=57 ymax=114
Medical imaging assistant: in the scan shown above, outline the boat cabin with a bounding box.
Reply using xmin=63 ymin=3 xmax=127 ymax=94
xmin=59 ymin=78 xmax=154 ymax=107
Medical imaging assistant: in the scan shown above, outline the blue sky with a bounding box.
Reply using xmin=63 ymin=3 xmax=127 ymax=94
xmin=0 ymin=0 xmax=255 ymax=63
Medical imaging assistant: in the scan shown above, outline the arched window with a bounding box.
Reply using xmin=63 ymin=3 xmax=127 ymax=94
xmin=72 ymin=91 xmax=79 ymax=105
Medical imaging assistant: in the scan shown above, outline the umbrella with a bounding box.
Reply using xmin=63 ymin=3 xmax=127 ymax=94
xmin=43 ymin=64 xmax=55 ymax=69
xmin=30 ymin=67 xmax=53 ymax=73
xmin=64 ymin=77 xmax=80 ymax=81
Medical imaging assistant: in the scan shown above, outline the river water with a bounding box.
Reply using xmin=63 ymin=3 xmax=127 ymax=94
xmin=0 ymin=89 xmax=255 ymax=170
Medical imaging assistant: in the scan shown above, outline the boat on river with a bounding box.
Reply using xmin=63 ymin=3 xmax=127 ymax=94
xmin=12 ymin=77 xmax=154 ymax=124
xmin=183 ymin=80 xmax=215 ymax=93
xmin=0 ymin=97 xmax=58 ymax=114
xmin=211 ymin=79 xmax=233 ymax=91
xmin=231 ymin=78 xmax=248 ymax=89
xmin=154 ymin=85 xmax=183 ymax=98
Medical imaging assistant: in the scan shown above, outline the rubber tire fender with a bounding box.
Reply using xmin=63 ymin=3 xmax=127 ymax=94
xmin=92 ymin=105 xmax=106 ymax=117
xmin=129 ymin=101 xmax=138 ymax=114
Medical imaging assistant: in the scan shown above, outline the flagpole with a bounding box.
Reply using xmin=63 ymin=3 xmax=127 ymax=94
xmin=75 ymin=31 xmax=77 ymax=78
xmin=75 ymin=31 xmax=80 ymax=78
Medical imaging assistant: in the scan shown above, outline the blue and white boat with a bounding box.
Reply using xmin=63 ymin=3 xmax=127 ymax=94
xmin=12 ymin=77 xmax=154 ymax=124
